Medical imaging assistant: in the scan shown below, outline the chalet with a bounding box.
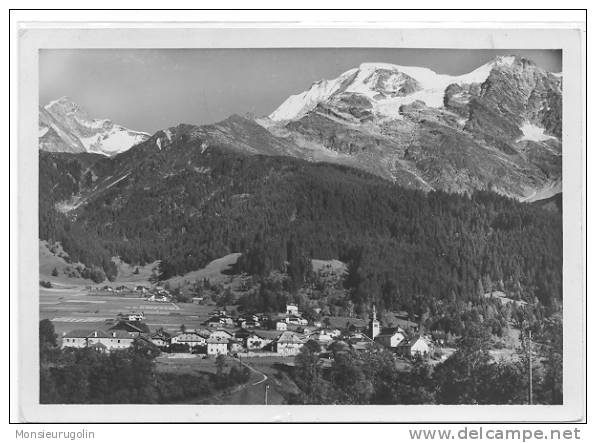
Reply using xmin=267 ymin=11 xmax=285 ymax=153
xmin=396 ymin=336 xmax=430 ymax=358
xmin=171 ymin=331 xmax=208 ymax=348
xmin=207 ymin=337 xmax=229 ymax=355
xmin=61 ymin=329 xmax=137 ymax=351
xmin=120 ymin=312 xmax=145 ymax=322
xmin=150 ymin=329 xmax=172 ymax=348
xmin=209 ymin=309 xmax=227 ymax=316
xmin=206 ymin=315 xmax=234 ymax=328
xmin=275 ymin=331 xmax=305 ymax=356
xmin=240 ymin=319 xmax=261 ymax=329
xmin=286 ymin=304 xmax=299 ymax=316
xmin=311 ymin=330 xmax=334 ymax=344
xmin=147 ymin=294 xmax=170 ymax=303
xmin=246 ymin=333 xmax=272 ymax=351
xmin=276 ymin=321 xmax=288 ymax=331
xmin=286 ymin=315 xmax=308 ymax=326
xmin=375 ymin=327 xmax=406 ymax=348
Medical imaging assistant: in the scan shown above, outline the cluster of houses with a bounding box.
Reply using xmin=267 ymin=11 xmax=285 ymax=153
xmin=368 ymin=306 xmax=431 ymax=357
xmin=203 ymin=305 xmax=308 ymax=331
xmin=60 ymin=305 xmax=431 ymax=359
xmin=88 ymin=284 xmax=173 ymax=302
xmin=59 ymin=322 xmax=308 ymax=357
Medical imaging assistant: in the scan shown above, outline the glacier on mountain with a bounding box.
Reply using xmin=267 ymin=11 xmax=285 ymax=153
xmin=268 ymin=56 xmax=523 ymax=122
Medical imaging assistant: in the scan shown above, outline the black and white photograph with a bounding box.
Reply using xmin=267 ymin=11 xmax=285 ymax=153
xmin=12 ymin=15 xmax=586 ymax=424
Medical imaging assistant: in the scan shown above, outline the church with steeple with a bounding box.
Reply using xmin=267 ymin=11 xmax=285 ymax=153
xmin=368 ymin=304 xmax=380 ymax=339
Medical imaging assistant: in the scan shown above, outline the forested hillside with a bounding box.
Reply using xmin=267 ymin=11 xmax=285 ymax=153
xmin=39 ymin=130 xmax=562 ymax=319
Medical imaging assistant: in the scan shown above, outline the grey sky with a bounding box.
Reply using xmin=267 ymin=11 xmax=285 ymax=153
xmin=40 ymin=48 xmax=562 ymax=134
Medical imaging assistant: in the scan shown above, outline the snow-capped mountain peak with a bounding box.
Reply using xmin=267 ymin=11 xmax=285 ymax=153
xmin=268 ymin=56 xmax=530 ymax=122
xmin=39 ymin=97 xmax=150 ymax=156
xmin=268 ymin=68 xmax=359 ymax=122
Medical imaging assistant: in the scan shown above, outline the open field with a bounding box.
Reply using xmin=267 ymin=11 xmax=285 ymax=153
xmin=40 ymin=284 xmax=217 ymax=335
xmin=155 ymin=354 xmax=220 ymax=374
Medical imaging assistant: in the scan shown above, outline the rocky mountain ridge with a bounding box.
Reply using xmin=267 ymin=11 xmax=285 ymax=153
xmin=39 ymin=97 xmax=150 ymax=156
xmin=260 ymin=55 xmax=562 ymax=200
xmin=40 ymin=55 xmax=562 ymax=201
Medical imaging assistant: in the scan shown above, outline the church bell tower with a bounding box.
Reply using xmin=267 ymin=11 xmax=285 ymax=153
xmin=369 ymin=304 xmax=380 ymax=339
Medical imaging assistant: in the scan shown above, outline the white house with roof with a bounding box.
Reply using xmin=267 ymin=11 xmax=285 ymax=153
xmin=311 ymin=330 xmax=334 ymax=344
xmin=275 ymin=331 xmax=305 ymax=356
xmin=150 ymin=329 xmax=171 ymax=348
xmin=240 ymin=319 xmax=261 ymax=329
xmin=276 ymin=321 xmax=288 ymax=331
xmin=396 ymin=336 xmax=430 ymax=358
xmin=207 ymin=337 xmax=229 ymax=355
xmin=246 ymin=333 xmax=272 ymax=351
xmin=61 ymin=329 xmax=137 ymax=351
xmin=286 ymin=304 xmax=299 ymax=315
xmin=375 ymin=327 xmax=406 ymax=348
xmin=171 ymin=331 xmax=207 ymax=348
xmin=286 ymin=315 xmax=308 ymax=326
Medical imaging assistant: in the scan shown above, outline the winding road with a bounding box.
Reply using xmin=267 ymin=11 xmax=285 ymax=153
xmin=212 ymin=358 xmax=281 ymax=405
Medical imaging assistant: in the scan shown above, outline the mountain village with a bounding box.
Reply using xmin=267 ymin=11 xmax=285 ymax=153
xmin=60 ymin=302 xmax=432 ymax=360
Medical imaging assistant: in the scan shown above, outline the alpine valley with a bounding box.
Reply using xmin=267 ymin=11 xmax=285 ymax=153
xmin=39 ymin=55 xmax=562 ymax=315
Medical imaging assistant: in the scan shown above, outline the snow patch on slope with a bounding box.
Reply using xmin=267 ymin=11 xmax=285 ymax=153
xmin=518 ymin=122 xmax=557 ymax=142
xmin=83 ymin=127 xmax=150 ymax=156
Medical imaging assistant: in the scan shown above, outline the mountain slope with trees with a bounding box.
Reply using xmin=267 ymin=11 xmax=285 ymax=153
xmin=39 ymin=126 xmax=562 ymax=320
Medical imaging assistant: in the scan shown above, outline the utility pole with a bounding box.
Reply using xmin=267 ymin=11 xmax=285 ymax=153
xmin=265 ymin=384 xmax=269 ymax=405
xmin=528 ymin=330 xmax=533 ymax=405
